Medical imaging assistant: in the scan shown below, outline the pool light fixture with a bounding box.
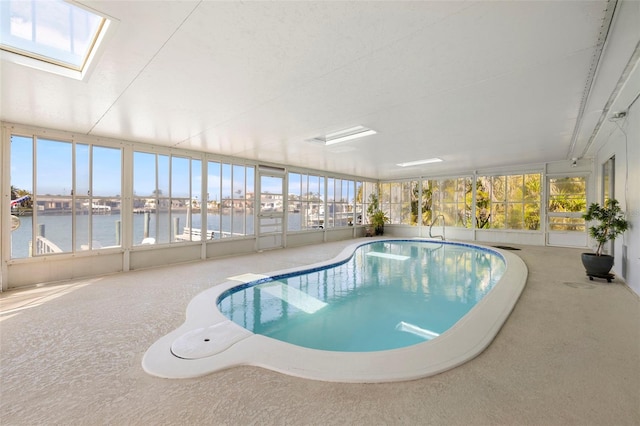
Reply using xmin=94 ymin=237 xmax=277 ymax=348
xmin=397 ymin=157 xmax=443 ymax=167
xmin=308 ymin=126 xmax=376 ymax=145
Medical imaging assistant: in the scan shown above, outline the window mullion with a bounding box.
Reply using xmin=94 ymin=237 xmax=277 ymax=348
xmin=32 ymin=136 xmax=38 ymax=255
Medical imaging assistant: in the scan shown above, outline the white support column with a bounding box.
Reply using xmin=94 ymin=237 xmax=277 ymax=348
xmin=121 ymin=143 xmax=134 ymax=272
xmin=201 ymin=155 xmax=207 ymax=260
xmin=1 ymin=124 xmax=10 ymax=291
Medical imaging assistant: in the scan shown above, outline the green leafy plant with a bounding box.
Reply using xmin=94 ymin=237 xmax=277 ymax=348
xmin=582 ymin=199 xmax=629 ymax=256
xmin=366 ymin=190 xmax=390 ymax=234
xmin=370 ymin=209 xmax=390 ymax=230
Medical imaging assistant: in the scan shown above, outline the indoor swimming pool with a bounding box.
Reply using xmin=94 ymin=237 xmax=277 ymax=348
xmin=143 ymin=238 xmax=527 ymax=382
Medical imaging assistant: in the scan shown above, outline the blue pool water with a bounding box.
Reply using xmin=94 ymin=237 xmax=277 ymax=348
xmin=217 ymin=240 xmax=506 ymax=352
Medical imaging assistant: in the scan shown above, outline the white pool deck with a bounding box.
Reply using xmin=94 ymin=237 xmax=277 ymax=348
xmin=143 ymin=239 xmax=528 ymax=382
xmin=1 ymin=239 xmax=638 ymax=424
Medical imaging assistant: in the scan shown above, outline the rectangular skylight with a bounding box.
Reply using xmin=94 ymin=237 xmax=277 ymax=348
xmin=308 ymin=126 xmax=377 ymax=145
xmin=0 ymin=0 xmax=107 ymax=72
xmin=397 ymin=158 xmax=443 ymax=167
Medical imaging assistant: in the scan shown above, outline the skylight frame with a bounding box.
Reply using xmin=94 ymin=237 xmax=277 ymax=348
xmin=0 ymin=0 xmax=113 ymax=79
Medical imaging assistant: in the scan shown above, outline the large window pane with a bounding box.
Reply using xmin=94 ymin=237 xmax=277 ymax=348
xmin=133 ymin=152 xmax=196 ymax=246
xmin=507 ymin=175 xmax=523 ymax=202
xmin=171 ymin=157 xmax=190 ymax=199
xmin=524 ymin=203 xmax=540 ymax=230
xmin=134 ymin=152 xmax=156 ymax=198
xmin=421 ymin=180 xmax=434 ymax=226
xmin=37 ymin=139 xmax=72 ymax=196
xmin=75 ymin=199 xmax=90 ymax=251
xmin=476 ymin=173 xmax=540 ymax=230
xmin=35 ymin=200 xmax=72 ymax=253
xmin=399 ymin=181 xmax=413 ymax=225
xmin=232 ymin=165 xmax=247 ymax=236
xmin=207 ymin=161 xmax=221 ymax=239
xmin=327 ymin=178 xmax=354 ymax=227
xmin=36 ymin=139 xmax=72 ymax=253
xmin=76 ymin=144 xmax=89 ymax=196
xmin=388 ymin=182 xmax=402 ymax=224
xmin=220 ymin=163 xmax=232 ymax=237
xmin=10 ymin=135 xmax=34 ymax=259
xmin=355 ymin=181 xmax=364 ymax=225
xmin=204 ymin=161 xmax=253 ymax=239
xmin=523 ymin=174 xmax=541 ymax=230
xmin=288 ymin=173 xmax=326 ymax=230
xmin=91 ymin=145 xmax=122 ymax=249
xmin=171 ymin=200 xmax=188 ymax=242
xmin=548 ymin=176 xmax=587 ymax=232
xmin=245 ymin=167 xmax=255 ymax=236
xmin=93 ymin=146 xmax=121 ymax=197
xmin=158 ymin=155 xmax=169 ymax=198
xmin=549 ymin=177 xmax=586 ymax=212
xmin=525 ymin=174 xmax=541 ymax=202
xmin=91 ymin=202 xmax=121 ymax=249
xmin=288 ymin=173 xmax=302 ymax=231
xmin=428 ymin=177 xmax=471 ymax=227
xmin=475 ymin=177 xmax=491 ymax=228
xmin=458 ymin=178 xmax=472 ymax=227
xmin=189 ymin=160 xmax=203 ymax=240
xmin=346 ymin=180 xmax=355 ymax=226
xmin=133 ymin=152 xmax=156 ymax=244
xmin=170 ymin=156 xmax=190 ymax=242
xmin=156 ymin=203 xmax=170 ymax=244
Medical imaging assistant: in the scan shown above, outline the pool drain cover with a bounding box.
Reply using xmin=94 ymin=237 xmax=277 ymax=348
xmin=171 ymin=321 xmax=252 ymax=359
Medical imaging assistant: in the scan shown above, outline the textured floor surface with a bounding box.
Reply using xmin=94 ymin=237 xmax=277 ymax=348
xmin=1 ymin=239 xmax=639 ymax=425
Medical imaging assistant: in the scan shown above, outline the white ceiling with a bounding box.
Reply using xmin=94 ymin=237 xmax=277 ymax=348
xmin=1 ymin=0 xmax=638 ymax=180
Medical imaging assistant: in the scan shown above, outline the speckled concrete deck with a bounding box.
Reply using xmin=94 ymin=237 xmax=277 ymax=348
xmin=1 ymin=240 xmax=639 ymax=425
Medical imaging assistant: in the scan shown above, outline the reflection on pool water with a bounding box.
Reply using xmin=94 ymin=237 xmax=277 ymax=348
xmin=218 ymin=240 xmax=506 ymax=352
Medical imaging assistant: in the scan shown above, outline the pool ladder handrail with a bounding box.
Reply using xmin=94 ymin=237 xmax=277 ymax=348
xmin=429 ymin=214 xmax=445 ymax=240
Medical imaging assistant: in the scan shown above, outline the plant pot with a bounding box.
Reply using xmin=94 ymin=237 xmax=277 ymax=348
xmin=374 ymin=224 xmax=384 ymax=235
xmin=581 ymin=253 xmax=614 ymax=276
xmin=364 ymin=225 xmax=374 ymax=237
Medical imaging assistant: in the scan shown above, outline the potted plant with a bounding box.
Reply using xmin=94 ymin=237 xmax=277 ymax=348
xmin=581 ymin=199 xmax=629 ymax=278
xmin=370 ymin=209 xmax=390 ymax=235
xmin=365 ymin=192 xmax=389 ymax=235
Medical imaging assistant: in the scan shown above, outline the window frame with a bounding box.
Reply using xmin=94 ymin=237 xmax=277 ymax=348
xmin=546 ymin=174 xmax=588 ymax=232
xmin=10 ymin=133 xmax=124 ymax=258
xmin=475 ymin=172 xmax=541 ymax=231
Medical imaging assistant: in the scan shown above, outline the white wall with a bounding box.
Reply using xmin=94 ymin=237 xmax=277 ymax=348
xmin=584 ymin=0 xmax=639 ymax=293
xmin=625 ymin=109 xmax=639 ymax=293
xmin=592 ymin=95 xmax=639 ymax=293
